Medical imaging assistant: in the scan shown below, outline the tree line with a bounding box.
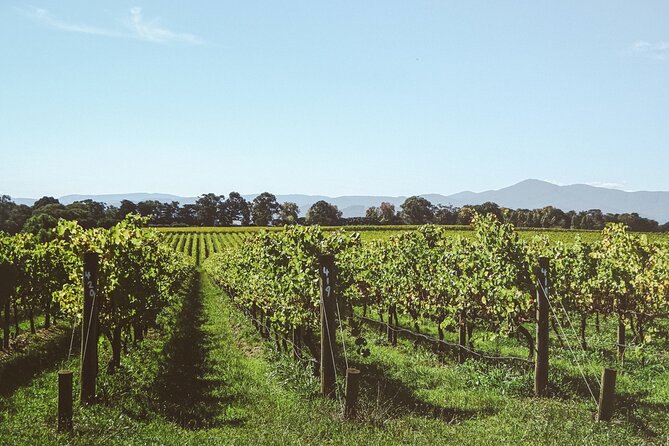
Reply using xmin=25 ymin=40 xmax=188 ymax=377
xmin=373 ymin=197 xmax=666 ymax=232
xmin=1 ymin=192 xmax=666 ymax=236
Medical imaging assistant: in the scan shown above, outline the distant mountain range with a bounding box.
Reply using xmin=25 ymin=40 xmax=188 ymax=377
xmin=10 ymin=179 xmax=669 ymax=223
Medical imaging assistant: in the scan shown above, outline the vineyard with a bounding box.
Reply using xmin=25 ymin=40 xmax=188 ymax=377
xmin=199 ymin=218 xmax=669 ymax=441
xmin=0 ymin=216 xmax=194 ymax=357
xmin=160 ymin=225 xmax=669 ymax=265
xmin=1 ymin=218 xmax=669 ymax=445
xmin=199 ymin=217 xmax=669 ymax=362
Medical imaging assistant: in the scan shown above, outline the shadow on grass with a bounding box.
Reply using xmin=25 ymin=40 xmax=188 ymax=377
xmin=351 ymin=361 xmax=493 ymax=424
xmin=548 ymin=369 xmax=669 ymax=438
xmin=616 ymin=392 xmax=669 ymax=439
xmin=549 ymin=371 xmax=601 ymax=402
xmin=152 ymin=273 xmax=227 ymax=429
xmin=0 ymin=325 xmax=76 ymax=402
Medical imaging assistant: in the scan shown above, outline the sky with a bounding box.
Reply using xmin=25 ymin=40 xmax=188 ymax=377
xmin=1 ymin=1 xmax=668 ymax=199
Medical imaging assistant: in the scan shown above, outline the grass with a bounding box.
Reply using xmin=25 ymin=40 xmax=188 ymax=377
xmin=0 ymin=322 xmax=75 ymax=396
xmin=0 ymin=270 xmax=667 ymax=445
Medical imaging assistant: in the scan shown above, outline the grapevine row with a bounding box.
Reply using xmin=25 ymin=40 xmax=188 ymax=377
xmin=0 ymin=215 xmax=195 ymax=371
xmin=204 ymin=216 xmax=669 ymax=360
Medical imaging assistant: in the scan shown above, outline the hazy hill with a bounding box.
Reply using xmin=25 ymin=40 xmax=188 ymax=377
xmin=58 ymin=193 xmax=199 ymax=206
xmin=431 ymin=180 xmax=669 ymax=223
xmin=8 ymin=180 xmax=669 ymax=222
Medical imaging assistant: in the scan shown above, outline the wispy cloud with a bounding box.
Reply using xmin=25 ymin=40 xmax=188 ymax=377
xmin=26 ymin=7 xmax=123 ymax=37
xmin=125 ymin=7 xmax=203 ymax=44
xmin=586 ymin=181 xmax=627 ymax=190
xmin=632 ymin=40 xmax=669 ymax=60
xmin=21 ymin=6 xmax=203 ymax=45
xmin=542 ymin=179 xmax=628 ymax=190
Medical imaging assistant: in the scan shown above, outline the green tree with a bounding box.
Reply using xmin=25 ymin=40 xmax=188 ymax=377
xmin=22 ymin=203 xmax=71 ymax=240
xmin=365 ymin=206 xmax=380 ymax=224
xmin=365 ymin=202 xmax=398 ymax=224
xmin=456 ymin=206 xmax=476 ymax=225
xmin=221 ymin=192 xmax=251 ymax=225
xmin=119 ymin=200 xmax=137 ymax=218
xmin=251 ymin=192 xmax=280 ymax=226
xmin=136 ymin=200 xmax=162 ymax=222
xmin=0 ymin=196 xmax=32 ymax=234
xmin=278 ymin=202 xmax=299 ymax=225
xmin=472 ymin=202 xmax=504 ymax=222
xmin=433 ymin=204 xmax=458 ymax=225
xmin=33 ymin=196 xmax=60 ymax=210
xmin=152 ymin=201 xmax=179 ymax=226
xmin=22 ymin=213 xmax=59 ymax=242
xmin=176 ymin=204 xmax=198 ymax=226
xmin=66 ymin=200 xmax=108 ymax=229
xmin=617 ymin=213 xmax=659 ymax=232
xmin=400 ymin=196 xmax=434 ymax=224
xmin=305 ymin=200 xmax=342 ymax=225
xmin=378 ymin=202 xmax=398 ymax=224
xmin=195 ymin=193 xmax=225 ymax=226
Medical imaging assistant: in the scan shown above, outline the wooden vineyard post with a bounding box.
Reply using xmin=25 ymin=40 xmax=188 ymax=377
xmin=617 ymin=295 xmax=626 ymax=361
xmin=458 ymin=310 xmax=467 ymax=364
xmin=58 ymin=370 xmax=73 ymax=432
xmin=386 ymin=306 xmax=393 ymax=344
xmin=344 ymin=367 xmax=361 ymax=419
xmin=597 ymin=368 xmax=617 ymax=422
xmin=292 ymin=326 xmax=302 ymax=361
xmin=534 ymin=257 xmax=549 ymax=397
xmin=617 ymin=317 xmax=625 ymax=360
xmin=80 ymin=252 xmax=99 ymax=405
xmin=319 ymin=254 xmax=337 ymax=399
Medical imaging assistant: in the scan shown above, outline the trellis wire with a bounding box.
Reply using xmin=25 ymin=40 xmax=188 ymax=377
xmin=323 ymin=302 xmax=345 ymax=411
xmin=355 ymin=315 xmax=531 ymax=365
xmin=538 ymin=279 xmax=599 ymax=407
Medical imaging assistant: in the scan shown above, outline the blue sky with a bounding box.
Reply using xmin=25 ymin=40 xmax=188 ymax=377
xmin=1 ymin=1 xmax=668 ymax=198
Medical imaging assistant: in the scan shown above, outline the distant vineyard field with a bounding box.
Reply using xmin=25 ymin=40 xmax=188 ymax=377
xmin=160 ymin=226 xmax=669 ymax=263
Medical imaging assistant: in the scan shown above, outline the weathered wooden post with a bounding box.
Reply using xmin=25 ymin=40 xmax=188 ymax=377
xmin=534 ymin=257 xmax=549 ymax=397
xmin=58 ymin=370 xmax=73 ymax=432
xmin=344 ymin=367 xmax=361 ymax=419
xmin=80 ymin=252 xmax=99 ymax=404
xmin=597 ymin=368 xmax=617 ymax=421
xmin=617 ymin=295 xmax=626 ymax=360
xmin=292 ymin=326 xmax=302 ymax=361
xmin=319 ymin=254 xmax=337 ymax=399
xmin=386 ymin=306 xmax=393 ymax=344
xmin=458 ymin=310 xmax=467 ymax=364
